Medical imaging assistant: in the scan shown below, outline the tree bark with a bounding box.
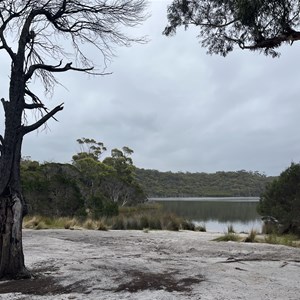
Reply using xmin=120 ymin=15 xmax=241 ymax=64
xmin=0 ymin=63 xmax=30 ymax=279
xmin=0 ymin=194 xmax=29 ymax=279
xmin=0 ymin=136 xmax=30 ymax=279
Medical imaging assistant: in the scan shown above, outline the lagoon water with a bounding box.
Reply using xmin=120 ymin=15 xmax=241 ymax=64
xmin=150 ymin=197 xmax=262 ymax=233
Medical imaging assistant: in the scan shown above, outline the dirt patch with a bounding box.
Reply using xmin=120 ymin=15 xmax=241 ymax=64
xmin=0 ymin=276 xmax=87 ymax=296
xmin=115 ymin=270 xmax=205 ymax=293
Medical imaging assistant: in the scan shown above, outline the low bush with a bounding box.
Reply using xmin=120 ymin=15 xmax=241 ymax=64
xmin=264 ymin=234 xmax=299 ymax=247
xmin=213 ymin=232 xmax=241 ymax=242
xmin=244 ymin=229 xmax=258 ymax=243
xmin=227 ymin=224 xmax=235 ymax=233
xmin=195 ymin=224 xmax=206 ymax=232
xmin=22 ymin=204 xmax=198 ymax=232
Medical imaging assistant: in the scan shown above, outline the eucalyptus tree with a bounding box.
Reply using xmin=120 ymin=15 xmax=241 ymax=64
xmin=164 ymin=0 xmax=300 ymax=57
xmin=0 ymin=0 xmax=147 ymax=279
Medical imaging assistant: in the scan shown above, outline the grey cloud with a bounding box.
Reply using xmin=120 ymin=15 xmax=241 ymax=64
xmin=3 ymin=0 xmax=300 ymax=176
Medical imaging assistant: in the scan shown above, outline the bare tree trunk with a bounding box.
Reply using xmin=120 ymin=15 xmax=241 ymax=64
xmin=0 ymin=129 xmax=29 ymax=278
xmin=0 ymin=69 xmax=30 ymax=279
xmin=0 ymin=194 xmax=29 ymax=279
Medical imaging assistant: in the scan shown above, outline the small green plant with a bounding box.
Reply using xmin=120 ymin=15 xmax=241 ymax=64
xmin=96 ymin=220 xmax=108 ymax=231
xmin=181 ymin=219 xmax=195 ymax=231
xmin=264 ymin=234 xmax=299 ymax=247
xmin=195 ymin=224 xmax=206 ymax=232
xmin=244 ymin=229 xmax=258 ymax=243
xmin=83 ymin=219 xmax=95 ymax=230
xmin=64 ymin=218 xmax=78 ymax=229
xmin=23 ymin=216 xmax=43 ymax=229
xmin=34 ymin=221 xmax=48 ymax=230
xmin=214 ymin=232 xmax=241 ymax=242
xmin=227 ymin=224 xmax=235 ymax=233
xmin=111 ymin=216 xmax=125 ymax=229
xmin=161 ymin=214 xmax=181 ymax=231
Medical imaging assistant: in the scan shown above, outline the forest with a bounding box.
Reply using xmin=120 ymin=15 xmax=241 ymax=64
xmin=136 ymin=169 xmax=274 ymax=198
xmin=21 ymin=139 xmax=146 ymax=218
xmin=20 ymin=139 xmax=275 ymax=218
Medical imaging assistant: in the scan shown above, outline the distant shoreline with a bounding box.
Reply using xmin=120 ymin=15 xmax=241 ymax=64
xmin=148 ymin=196 xmax=260 ymax=202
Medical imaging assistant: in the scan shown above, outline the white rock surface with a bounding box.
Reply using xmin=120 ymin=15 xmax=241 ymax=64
xmin=0 ymin=229 xmax=299 ymax=300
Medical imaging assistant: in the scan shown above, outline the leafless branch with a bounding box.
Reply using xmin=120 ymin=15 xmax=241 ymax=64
xmin=22 ymin=103 xmax=64 ymax=135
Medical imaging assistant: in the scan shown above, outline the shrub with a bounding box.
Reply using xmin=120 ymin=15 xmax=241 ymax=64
xmin=96 ymin=220 xmax=108 ymax=231
xmin=103 ymin=201 xmax=119 ymax=217
xmin=181 ymin=220 xmax=195 ymax=231
xmin=244 ymin=229 xmax=258 ymax=243
xmin=258 ymin=163 xmax=300 ymax=235
xmin=23 ymin=216 xmax=42 ymax=229
xmin=195 ymin=224 xmax=206 ymax=232
xmin=83 ymin=219 xmax=95 ymax=230
xmin=227 ymin=224 xmax=235 ymax=233
xmin=163 ymin=215 xmax=181 ymax=231
xmin=111 ymin=216 xmax=125 ymax=229
xmin=139 ymin=215 xmax=149 ymax=229
xmin=264 ymin=234 xmax=299 ymax=247
xmin=214 ymin=232 xmax=241 ymax=242
xmin=148 ymin=216 xmax=162 ymax=230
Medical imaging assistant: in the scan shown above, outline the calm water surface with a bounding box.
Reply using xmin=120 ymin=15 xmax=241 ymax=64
xmin=150 ymin=197 xmax=262 ymax=233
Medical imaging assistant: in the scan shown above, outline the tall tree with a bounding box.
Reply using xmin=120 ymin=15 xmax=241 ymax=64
xmin=163 ymin=0 xmax=300 ymax=57
xmin=0 ymin=0 xmax=147 ymax=279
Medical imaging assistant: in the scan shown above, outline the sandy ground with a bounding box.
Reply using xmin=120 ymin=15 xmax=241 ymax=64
xmin=0 ymin=229 xmax=300 ymax=300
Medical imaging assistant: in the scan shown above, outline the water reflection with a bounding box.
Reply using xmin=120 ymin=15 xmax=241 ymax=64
xmin=153 ymin=197 xmax=262 ymax=233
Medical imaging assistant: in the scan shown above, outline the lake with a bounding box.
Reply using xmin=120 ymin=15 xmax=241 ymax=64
xmin=149 ymin=197 xmax=262 ymax=233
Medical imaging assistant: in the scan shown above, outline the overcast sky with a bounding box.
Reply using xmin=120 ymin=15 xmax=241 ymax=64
xmin=2 ymin=0 xmax=300 ymax=176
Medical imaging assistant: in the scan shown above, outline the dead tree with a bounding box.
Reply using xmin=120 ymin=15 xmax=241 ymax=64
xmin=0 ymin=0 xmax=147 ymax=279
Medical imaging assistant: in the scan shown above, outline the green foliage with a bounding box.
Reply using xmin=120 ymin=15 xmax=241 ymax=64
xmin=164 ymin=0 xmax=300 ymax=57
xmin=21 ymin=139 xmax=146 ymax=219
xmin=195 ymin=224 xmax=206 ymax=232
xmin=213 ymin=233 xmax=241 ymax=242
xmin=258 ymin=163 xmax=300 ymax=235
xmin=21 ymin=162 xmax=85 ymax=217
xmin=73 ymin=138 xmax=107 ymax=162
xmin=136 ymin=168 xmax=273 ymax=197
xmin=264 ymin=234 xmax=299 ymax=247
xmin=227 ymin=224 xmax=235 ymax=233
xmin=244 ymin=229 xmax=258 ymax=243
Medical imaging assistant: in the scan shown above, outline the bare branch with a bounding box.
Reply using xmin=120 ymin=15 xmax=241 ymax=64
xmin=1 ymin=98 xmax=9 ymax=112
xmin=24 ymin=103 xmax=44 ymax=109
xmin=22 ymin=103 xmax=64 ymax=135
xmin=25 ymin=61 xmax=93 ymax=81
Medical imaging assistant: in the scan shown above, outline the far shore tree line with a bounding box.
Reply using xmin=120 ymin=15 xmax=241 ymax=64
xmin=22 ymin=145 xmax=300 ymax=236
xmin=21 ymin=138 xmax=276 ymax=217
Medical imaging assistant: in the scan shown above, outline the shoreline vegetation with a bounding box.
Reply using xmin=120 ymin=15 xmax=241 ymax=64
xmin=22 ymin=203 xmax=300 ymax=248
xmin=148 ymin=196 xmax=259 ymax=202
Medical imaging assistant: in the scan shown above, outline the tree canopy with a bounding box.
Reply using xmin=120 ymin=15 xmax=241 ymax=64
xmin=258 ymin=163 xmax=300 ymax=234
xmin=136 ymin=168 xmax=273 ymax=197
xmin=163 ymin=0 xmax=300 ymax=57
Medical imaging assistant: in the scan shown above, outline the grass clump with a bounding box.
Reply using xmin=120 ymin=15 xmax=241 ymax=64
xmin=244 ymin=229 xmax=258 ymax=243
xmin=213 ymin=225 xmax=241 ymax=242
xmin=63 ymin=218 xmax=78 ymax=229
xmin=83 ymin=219 xmax=96 ymax=230
xmin=227 ymin=224 xmax=235 ymax=233
xmin=96 ymin=220 xmax=108 ymax=231
xmin=213 ymin=232 xmax=241 ymax=242
xmin=23 ymin=216 xmax=43 ymax=229
xmin=22 ymin=203 xmax=199 ymax=233
xmin=195 ymin=224 xmax=206 ymax=232
xmin=181 ymin=219 xmax=196 ymax=231
xmin=264 ymin=234 xmax=299 ymax=247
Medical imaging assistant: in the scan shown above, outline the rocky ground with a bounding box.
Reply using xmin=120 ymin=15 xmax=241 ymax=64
xmin=0 ymin=229 xmax=300 ymax=300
